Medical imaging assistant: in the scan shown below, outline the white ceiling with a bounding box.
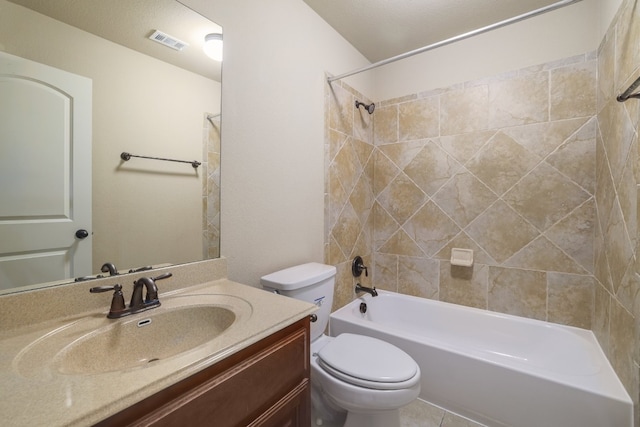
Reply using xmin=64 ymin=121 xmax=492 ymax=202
xmin=302 ymin=0 xmax=565 ymax=63
xmin=7 ymin=0 xmax=222 ymax=81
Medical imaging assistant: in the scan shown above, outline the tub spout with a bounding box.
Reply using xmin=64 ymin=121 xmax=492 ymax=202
xmin=356 ymin=283 xmax=378 ymax=297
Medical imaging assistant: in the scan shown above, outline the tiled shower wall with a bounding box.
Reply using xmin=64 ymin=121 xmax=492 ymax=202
xmin=325 ymin=0 xmax=640 ymax=419
xmin=203 ymin=115 xmax=221 ymax=259
xmin=326 ymin=53 xmax=598 ymax=328
xmin=595 ymin=0 xmax=640 ymax=421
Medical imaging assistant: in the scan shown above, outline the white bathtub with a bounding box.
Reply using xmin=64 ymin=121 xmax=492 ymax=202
xmin=329 ymin=290 xmax=633 ymax=427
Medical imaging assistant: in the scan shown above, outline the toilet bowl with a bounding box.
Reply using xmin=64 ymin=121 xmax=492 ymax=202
xmin=261 ymin=263 xmax=421 ymax=427
xmin=311 ymin=333 xmax=420 ymax=427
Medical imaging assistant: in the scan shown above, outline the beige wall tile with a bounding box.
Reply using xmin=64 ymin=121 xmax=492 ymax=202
xmin=405 ymin=201 xmax=461 ymax=257
xmin=605 ymin=201 xmax=635 ymax=292
xmin=615 ymin=0 xmax=640 ymax=89
xmin=466 ymin=201 xmax=539 ymax=263
xmin=610 ymin=299 xmax=636 ymax=398
xmin=550 ymin=60 xmax=597 ymax=120
xmin=378 ymin=140 xmax=425 ymax=170
xmin=597 ymin=29 xmax=616 ymax=113
xmin=593 ymin=282 xmax=611 ymax=356
xmin=403 ymin=141 xmax=462 ymax=196
xmin=432 ymin=170 xmax=497 ymax=228
xmin=466 ymin=132 xmax=539 ymax=196
xmin=545 ymin=199 xmax=595 ymax=273
xmin=398 ymin=256 xmax=439 ymax=300
xmin=439 ymin=130 xmax=497 ymax=164
xmin=504 ymin=235 xmax=589 ymax=275
xmin=503 ymin=162 xmax=591 ymax=231
xmin=377 ymin=172 xmax=428 ymax=225
xmin=399 ymin=96 xmax=440 ymax=141
xmin=545 ymin=117 xmax=597 ymax=194
xmin=373 ymin=253 xmax=398 ymax=292
xmin=489 ymin=72 xmax=549 ymax=128
xmin=503 ymin=118 xmax=589 ymax=159
xmin=379 ymin=229 xmax=425 ymax=257
xmin=547 ymin=273 xmax=595 ymax=329
xmin=440 ymin=85 xmax=489 ymax=135
xmin=373 ymin=150 xmax=401 ymax=195
xmin=488 ymin=267 xmax=547 ymax=320
xmin=440 ymin=262 xmax=488 ymax=309
xmin=372 ymin=201 xmax=400 ymax=251
xmin=373 ymin=104 xmax=398 ymax=145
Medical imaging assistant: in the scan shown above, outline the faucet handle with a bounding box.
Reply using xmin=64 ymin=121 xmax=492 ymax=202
xmin=90 ymin=284 xmax=126 ymax=318
xmin=89 ymin=284 xmax=122 ymax=293
xmin=352 ymin=256 xmax=369 ymax=277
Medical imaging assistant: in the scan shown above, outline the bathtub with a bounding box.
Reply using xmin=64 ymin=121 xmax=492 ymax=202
xmin=329 ymin=290 xmax=633 ymax=427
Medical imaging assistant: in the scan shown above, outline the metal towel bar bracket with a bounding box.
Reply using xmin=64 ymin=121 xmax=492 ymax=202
xmin=120 ymin=152 xmax=201 ymax=169
xmin=617 ymin=76 xmax=640 ymax=102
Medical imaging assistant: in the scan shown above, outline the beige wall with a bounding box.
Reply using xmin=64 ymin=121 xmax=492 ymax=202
xmin=0 ymin=1 xmax=220 ymax=273
xmin=370 ymin=0 xmax=600 ymax=101
xmin=183 ymin=0 xmax=376 ymax=286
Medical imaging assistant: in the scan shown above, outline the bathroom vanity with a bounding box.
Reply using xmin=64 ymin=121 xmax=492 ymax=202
xmin=0 ymin=259 xmax=315 ymax=427
xmin=97 ymin=318 xmax=310 ymax=426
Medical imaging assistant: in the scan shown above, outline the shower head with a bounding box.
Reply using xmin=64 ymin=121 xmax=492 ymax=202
xmin=355 ymin=100 xmax=375 ymax=114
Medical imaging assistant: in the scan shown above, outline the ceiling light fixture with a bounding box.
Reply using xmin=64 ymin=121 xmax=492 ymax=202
xmin=203 ymin=33 xmax=223 ymax=61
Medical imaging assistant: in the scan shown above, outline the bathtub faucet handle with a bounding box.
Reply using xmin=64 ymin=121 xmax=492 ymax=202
xmin=352 ymin=256 xmax=368 ymax=277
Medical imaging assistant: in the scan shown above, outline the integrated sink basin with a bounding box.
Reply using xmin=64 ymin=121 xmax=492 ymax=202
xmin=14 ymin=294 xmax=253 ymax=377
xmin=59 ymin=305 xmax=235 ymax=374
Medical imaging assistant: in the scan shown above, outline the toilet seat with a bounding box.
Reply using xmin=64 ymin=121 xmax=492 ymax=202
xmin=316 ymin=333 xmax=419 ymax=390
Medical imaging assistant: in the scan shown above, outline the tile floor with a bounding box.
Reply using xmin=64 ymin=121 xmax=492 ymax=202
xmin=400 ymin=399 xmax=486 ymax=427
xmin=311 ymin=398 xmax=486 ymax=427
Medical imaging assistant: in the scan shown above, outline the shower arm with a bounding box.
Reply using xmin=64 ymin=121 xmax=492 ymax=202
xmin=327 ymin=0 xmax=582 ymax=83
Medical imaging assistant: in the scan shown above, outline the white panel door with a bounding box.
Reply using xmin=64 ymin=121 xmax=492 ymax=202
xmin=0 ymin=52 xmax=92 ymax=290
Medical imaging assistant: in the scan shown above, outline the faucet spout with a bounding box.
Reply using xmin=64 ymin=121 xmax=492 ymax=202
xmin=100 ymin=262 xmax=119 ymax=276
xmin=355 ymin=283 xmax=378 ymax=297
xmin=130 ymin=277 xmax=158 ymax=309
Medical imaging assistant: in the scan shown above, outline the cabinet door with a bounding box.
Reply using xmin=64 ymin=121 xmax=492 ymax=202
xmin=249 ymin=381 xmax=310 ymax=427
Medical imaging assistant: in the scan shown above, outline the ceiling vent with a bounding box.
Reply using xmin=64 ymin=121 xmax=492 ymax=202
xmin=148 ymin=30 xmax=188 ymax=51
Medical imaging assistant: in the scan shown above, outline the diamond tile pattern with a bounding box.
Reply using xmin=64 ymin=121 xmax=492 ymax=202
xmin=368 ymin=59 xmax=597 ymax=275
xmin=325 ymin=54 xmax=598 ymax=323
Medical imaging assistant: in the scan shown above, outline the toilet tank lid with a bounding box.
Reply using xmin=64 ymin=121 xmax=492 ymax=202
xmin=260 ymin=262 xmax=336 ymax=291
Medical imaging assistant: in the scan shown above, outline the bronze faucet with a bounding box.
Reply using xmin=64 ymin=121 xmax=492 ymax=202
xmin=90 ymin=273 xmax=172 ymax=318
xmin=100 ymin=262 xmax=119 ymax=276
xmin=355 ymin=283 xmax=378 ymax=297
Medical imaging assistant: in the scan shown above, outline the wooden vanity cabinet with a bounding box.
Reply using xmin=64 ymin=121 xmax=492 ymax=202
xmin=95 ymin=317 xmax=311 ymax=427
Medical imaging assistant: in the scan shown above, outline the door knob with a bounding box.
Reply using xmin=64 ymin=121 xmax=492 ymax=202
xmin=75 ymin=229 xmax=89 ymax=239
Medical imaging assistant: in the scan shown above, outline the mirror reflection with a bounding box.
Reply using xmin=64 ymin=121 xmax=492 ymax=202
xmin=0 ymin=0 xmax=222 ymax=293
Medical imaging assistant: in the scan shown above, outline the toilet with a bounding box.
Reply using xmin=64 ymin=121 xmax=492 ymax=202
xmin=261 ymin=262 xmax=421 ymax=427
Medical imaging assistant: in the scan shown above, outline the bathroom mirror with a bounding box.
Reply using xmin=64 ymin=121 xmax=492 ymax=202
xmin=0 ymin=0 xmax=222 ymax=293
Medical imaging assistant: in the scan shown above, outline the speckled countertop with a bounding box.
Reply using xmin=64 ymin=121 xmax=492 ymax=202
xmin=0 ymin=258 xmax=316 ymax=427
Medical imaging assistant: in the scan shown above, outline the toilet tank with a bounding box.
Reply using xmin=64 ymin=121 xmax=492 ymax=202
xmin=260 ymin=263 xmax=336 ymax=341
